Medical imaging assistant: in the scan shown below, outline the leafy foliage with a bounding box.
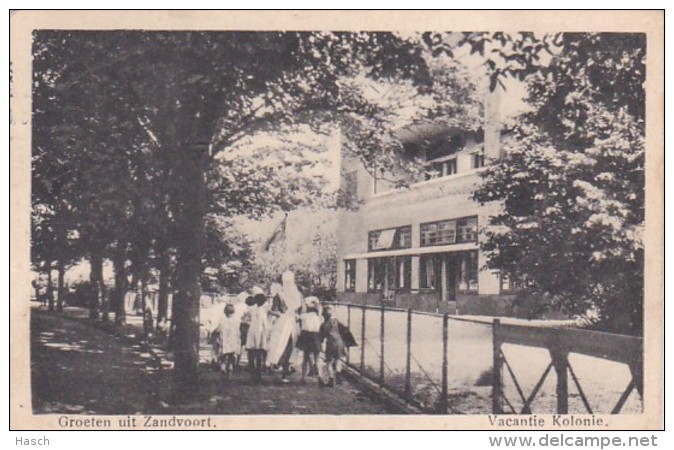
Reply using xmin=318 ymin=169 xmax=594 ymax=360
xmin=31 ymin=30 xmax=452 ymax=384
xmin=201 ymin=214 xmax=255 ymax=293
xmin=473 ymin=33 xmax=645 ymax=335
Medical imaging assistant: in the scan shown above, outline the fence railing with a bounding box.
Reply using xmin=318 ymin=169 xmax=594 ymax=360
xmin=327 ymin=302 xmax=644 ymax=415
xmin=492 ymin=319 xmax=643 ymax=415
xmin=327 ymin=301 xmax=494 ymax=413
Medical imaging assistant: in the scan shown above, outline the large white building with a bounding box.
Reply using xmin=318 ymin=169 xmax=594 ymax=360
xmin=335 ymin=90 xmax=528 ymax=316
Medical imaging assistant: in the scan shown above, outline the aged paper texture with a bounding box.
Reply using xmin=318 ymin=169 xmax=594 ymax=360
xmin=10 ymin=10 xmax=664 ymax=430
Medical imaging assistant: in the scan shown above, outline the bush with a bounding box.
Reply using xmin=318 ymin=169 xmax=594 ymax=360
xmin=475 ymin=367 xmax=493 ymax=387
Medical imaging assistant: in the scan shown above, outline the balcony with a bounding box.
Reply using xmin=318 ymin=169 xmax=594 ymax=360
xmin=366 ymin=166 xmax=486 ymax=209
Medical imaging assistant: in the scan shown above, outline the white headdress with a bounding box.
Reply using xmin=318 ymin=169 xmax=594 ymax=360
xmin=280 ymin=270 xmax=302 ymax=312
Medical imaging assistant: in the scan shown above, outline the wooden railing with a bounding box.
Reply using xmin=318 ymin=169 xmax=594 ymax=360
xmin=326 ymin=302 xmax=643 ymax=414
xmin=492 ymin=319 xmax=643 ymax=414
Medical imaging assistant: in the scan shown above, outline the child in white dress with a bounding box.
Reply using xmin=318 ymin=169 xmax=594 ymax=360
xmin=216 ymin=303 xmax=240 ymax=379
xmin=246 ymin=289 xmax=269 ymax=383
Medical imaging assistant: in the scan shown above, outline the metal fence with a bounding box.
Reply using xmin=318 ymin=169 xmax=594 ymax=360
xmin=327 ymin=302 xmax=493 ymax=413
xmin=327 ymin=302 xmax=644 ymax=415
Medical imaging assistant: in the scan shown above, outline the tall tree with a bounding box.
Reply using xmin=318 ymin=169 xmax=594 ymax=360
xmin=465 ymin=33 xmax=645 ymax=334
xmin=33 ymin=31 xmax=470 ymax=394
xmin=33 ymin=31 xmax=166 ymax=321
xmin=109 ymin=32 xmax=434 ymax=394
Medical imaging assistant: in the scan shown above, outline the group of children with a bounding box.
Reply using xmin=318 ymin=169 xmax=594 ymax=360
xmin=209 ymin=271 xmax=356 ymax=387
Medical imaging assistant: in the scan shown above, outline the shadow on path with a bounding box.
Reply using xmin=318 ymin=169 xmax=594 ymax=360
xmin=31 ymin=308 xmax=401 ymax=415
xmin=31 ymin=310 xmax=156 ymax=414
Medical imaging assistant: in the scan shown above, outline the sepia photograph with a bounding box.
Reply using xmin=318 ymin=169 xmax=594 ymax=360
xmin=9 ymin=10 xmax=664 ymax=430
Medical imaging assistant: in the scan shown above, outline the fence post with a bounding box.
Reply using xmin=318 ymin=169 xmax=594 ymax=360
xmin=439 ymin=312 xmax=449 ymax=414
xmin=346 ymin=304 xmax=351 ymax=365
xmin=360 ymin=304 xmax=366 ymax=376
xmin=492 ymin=318 xmax=503 ymax=414
xmin=405 ymin=308 xmax=412 ymax=402
xmin=379 ymin=305 xmax=385 ymax=387
xmin=550 ymin=344 xmax=569 ymax=414
xmin=629 ymin=358 xmax=644 ymax=400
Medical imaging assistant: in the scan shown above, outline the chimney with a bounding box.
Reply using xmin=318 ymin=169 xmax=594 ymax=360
xmin=484 ymin=86 xmax=501 ymax=160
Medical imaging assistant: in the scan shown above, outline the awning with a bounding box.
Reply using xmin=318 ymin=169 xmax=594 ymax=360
xmin=373 ymin=228 xmax=396 ymax=250
xmin=344 ymin=242 xmax=478 ymax=260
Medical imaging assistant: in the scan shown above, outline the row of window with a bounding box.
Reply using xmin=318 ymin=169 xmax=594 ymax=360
xmin=367 ymin=256 xmax=412 ymax=292
xmin=368 ymin=217 xmax=478 ymax=252
xmin=344 ymin=251 xmax=479 ymax=294
xmin=344 ymin=253 xmax=518 ymax=294
xmin=418 ymin=252 xmax=478 ymax=291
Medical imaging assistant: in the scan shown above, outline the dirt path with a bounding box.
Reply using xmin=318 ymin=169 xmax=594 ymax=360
xmin=31 ymin=310 xmax=157 ymax=414
xmin=31 ymin=309 xmax=400 ymax=415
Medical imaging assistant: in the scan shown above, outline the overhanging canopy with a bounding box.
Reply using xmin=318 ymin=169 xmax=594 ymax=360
xmin=343 ymin=242 xmax=478 ymax=260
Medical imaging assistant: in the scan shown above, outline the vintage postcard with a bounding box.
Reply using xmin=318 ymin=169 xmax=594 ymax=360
xmin=9 ymin=10 xmax=664 ymax=430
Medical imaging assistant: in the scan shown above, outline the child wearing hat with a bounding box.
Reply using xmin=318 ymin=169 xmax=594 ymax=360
xmin=296 ymin=296 xmax=322 ymax=383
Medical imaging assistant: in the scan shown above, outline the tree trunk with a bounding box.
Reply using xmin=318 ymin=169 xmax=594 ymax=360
xmin=100 ymin=267 xmax=110 ymax=322
xmin=45 ymin=260 xmax=54 ymax=312
xmin=113 ymin=243 xmax=128 ymax=325
xmin=168 ymin=281 xmax=179 ymax=350
xmin=156 ymin=251 xmax=170 ymax=336
xmin=57 ymin=259 xmax=65 ymax=312
xmin=135 ymin=284 xmax=143 ymax=314
xmin=142 ymin=276 xmax=154 ymax=340
xmin=171 ymin=144 xmax=207 ymax=399
xmin=89 ymin=254 xmax=102 ymax=320
xmin=141 ymin=278 xmax=147 ymax=312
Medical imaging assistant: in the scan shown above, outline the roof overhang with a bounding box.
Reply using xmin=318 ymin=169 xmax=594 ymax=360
xmin=342 ymin=242 xmax=478 ymax=260
xmin=394 ymin=123 xmax=465 ymax=145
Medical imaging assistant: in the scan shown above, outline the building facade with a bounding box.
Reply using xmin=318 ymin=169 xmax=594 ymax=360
xmin=335 ymin=91 xmax=528 ymax=316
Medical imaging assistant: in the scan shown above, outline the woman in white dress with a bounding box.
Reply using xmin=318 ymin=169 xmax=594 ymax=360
xmin=266 ymin=271 xmax=302 ymax=383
